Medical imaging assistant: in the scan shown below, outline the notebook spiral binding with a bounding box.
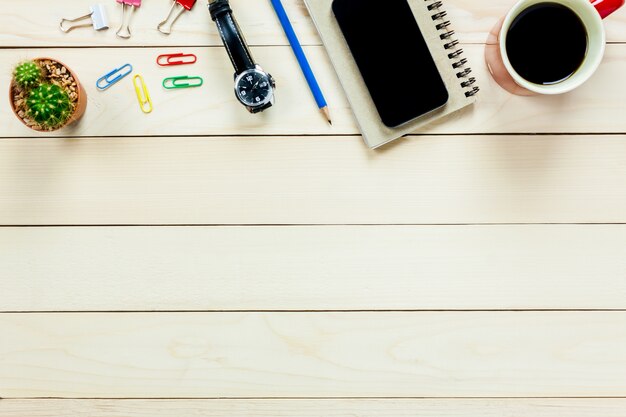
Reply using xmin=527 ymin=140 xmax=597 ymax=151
xmin=425 ymin=0 xmax=479 ymax=98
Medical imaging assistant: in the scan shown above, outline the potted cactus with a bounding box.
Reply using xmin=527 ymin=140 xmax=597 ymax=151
xmin=9 ymin=58 xmax=87 ymax=132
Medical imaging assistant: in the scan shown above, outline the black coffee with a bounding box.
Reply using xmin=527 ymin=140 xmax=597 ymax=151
xmin=506 ymin=2 xmax=588 ymax=85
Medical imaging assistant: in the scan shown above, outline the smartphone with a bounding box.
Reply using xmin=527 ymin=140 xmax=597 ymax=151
xmin=332 ymin=0 xmax=449 ymax=128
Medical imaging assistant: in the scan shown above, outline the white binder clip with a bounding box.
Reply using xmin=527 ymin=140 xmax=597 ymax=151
xmin=60 ymin=4 xmax=109 ymax=33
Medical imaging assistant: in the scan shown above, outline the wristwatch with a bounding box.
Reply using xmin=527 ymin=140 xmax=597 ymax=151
xmin=208 ymin=0 xmax=276 ymax=113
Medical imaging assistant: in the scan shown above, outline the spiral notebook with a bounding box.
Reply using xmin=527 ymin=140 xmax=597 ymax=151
xmin=304 ymin=0 xmax=479 ymax=149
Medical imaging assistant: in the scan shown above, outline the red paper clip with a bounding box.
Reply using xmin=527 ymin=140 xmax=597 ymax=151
xmin=157 ymin=53 xmax=197 ymax=66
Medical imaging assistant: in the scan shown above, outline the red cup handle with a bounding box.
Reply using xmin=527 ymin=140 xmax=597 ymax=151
xmin=591 ymin=0 xmax=625 ymax=18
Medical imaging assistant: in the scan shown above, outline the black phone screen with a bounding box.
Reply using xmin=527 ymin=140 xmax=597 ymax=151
xmin=332 ymin=0 xmax=449 ymax=128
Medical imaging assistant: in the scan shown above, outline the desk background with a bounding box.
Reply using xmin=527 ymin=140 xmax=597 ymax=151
xmin=1 ymin=0 xmax=625 ymax=415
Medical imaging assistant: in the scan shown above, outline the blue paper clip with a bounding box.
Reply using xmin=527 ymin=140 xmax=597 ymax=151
xmin=96 ymin=63 xmax=133 ymax=90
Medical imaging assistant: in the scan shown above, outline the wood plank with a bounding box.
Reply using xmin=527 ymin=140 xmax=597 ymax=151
xmin=0 ymin=135 xmax=624 ymax=225
xmin=3 ymin=0 xmax=626 ymax=46
xmin=4 ymin=46 xmax=626 ymax=137
xmin=2 ymin=399 xmax=626 ymax=417
xmin=0 ymin=0 xmax=320 ymax=48
xmin=1 ymin=226 xmax=625 ymax=312
xmin=1 ymin=312 xmax=626 ymax=397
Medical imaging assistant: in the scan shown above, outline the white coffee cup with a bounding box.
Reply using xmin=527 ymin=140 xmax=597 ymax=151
xmin=485 ymin=0 xmax=624 ymax=95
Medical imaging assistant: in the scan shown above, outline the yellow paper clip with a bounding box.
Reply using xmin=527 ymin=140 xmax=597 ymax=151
xmin=133 ymin=74 xmax=153 ymax=114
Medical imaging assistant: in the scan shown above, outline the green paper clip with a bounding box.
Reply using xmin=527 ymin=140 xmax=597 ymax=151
xmin=162 ymin=76 xmax=203 ymax=89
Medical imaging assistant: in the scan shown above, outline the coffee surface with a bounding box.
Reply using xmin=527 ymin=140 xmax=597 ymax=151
xmin=506 ymin=2 xmax=588 ymax=85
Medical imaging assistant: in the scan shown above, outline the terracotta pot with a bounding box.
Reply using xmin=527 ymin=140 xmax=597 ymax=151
xmin=9 ymin=57 xmax=87 ymax=132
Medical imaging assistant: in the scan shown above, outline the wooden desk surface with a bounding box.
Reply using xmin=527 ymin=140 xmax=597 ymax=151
xmin=1 ymin=0 xmax=625 ymax=415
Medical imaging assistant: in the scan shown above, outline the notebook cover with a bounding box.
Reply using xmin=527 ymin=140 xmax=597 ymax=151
xmin=304 ymin=0 xmax=477 ymax=149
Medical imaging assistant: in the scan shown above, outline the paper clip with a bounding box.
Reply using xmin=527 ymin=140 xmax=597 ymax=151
xmin=116 ymin=0 xmax=141 ymax=39
xmin=60 ymin=4 xmax=109 ymax=33
xmin=96 ymin=64 xmax=133 ymax=90
xmin=157 ymin=0 xmax=197 ymax=35
xmin=133 ymin=74 xmax=153 ymax=114
xmin=163 ymin=76 xmax=204 ymax=89
xmin=156 ymin=53 xmax=197 ymax=67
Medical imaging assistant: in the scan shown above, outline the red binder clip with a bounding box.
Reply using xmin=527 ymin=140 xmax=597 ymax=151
xmin=158 ymin=0 xmax=197 ymax=35
xmin=157 ymin=53 xmax=197 ymax=66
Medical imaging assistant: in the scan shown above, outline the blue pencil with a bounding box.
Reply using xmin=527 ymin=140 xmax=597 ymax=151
xmin=270 ymin=0 xmax=332 ymax=124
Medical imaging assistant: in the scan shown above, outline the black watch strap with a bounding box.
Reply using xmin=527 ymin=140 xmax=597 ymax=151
xmin=209 ymin=0 xmax=256 ymax=75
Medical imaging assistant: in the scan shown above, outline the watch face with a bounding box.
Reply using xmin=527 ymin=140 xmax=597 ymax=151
xmin=235 ymin=69 xmax=273 ymax=107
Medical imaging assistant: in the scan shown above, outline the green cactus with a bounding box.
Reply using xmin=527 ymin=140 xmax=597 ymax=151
xmin=25 ymin=83 xmax=74 ymax=130
xmin=13 ymin=61 xmax=42 ymax=90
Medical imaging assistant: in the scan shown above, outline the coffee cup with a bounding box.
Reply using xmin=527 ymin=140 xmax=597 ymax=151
xmin=485 ymin=0 xmax=624 ymax=95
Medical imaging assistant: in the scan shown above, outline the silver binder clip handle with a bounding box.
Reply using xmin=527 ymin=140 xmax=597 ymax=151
xmin=60 ymin=4 xmax=109 ymax=33
xmin=60 ymin=12 xmax=93 ymax=33
xmin=157 ymin=1 xmax=186 ymax=35
xmin=116 ymin=3 xmax=134 ymax=39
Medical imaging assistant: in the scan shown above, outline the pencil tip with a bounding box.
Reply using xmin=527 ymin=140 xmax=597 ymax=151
xmin=321 ymin=107 xmax=332 ymax=125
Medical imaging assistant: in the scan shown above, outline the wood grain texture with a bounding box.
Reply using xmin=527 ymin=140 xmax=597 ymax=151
xmin=0 ymin=135 xmax=624 ymax=225
xmin=3 ymin=0 xmax=626 ymax=46
xmin=2 ymin=312 xmax=626 ymax=398
xmin=2 ymin=0 xmax=626 ymax=410
xmin=4 ymin=45 xmax=626 ymax=137
xmin=3 ymin=46 xmax=626 ymax=137
xmin=0 ymin=0 xmax=319 ymax=47
xmin=1 ymin=226 xmax=625 ymax=312
xmin=2 ymin=399 xmax=626 ymax=416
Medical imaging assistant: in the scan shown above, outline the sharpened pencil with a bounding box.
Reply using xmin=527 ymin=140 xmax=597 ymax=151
xmin=270 ymin=0 xmax=332 ymax=125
